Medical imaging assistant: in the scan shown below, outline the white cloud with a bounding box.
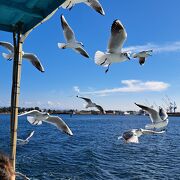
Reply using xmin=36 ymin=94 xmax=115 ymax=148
xmin=123 ymin=41 xmax=180 ymax=53
xmin=47 ymin=101 xmax=61 ymax=107
xmin=73 ymin=86 xmax=80 ymax=93
xmin=81 ymin=80 xmax=170 ymax=96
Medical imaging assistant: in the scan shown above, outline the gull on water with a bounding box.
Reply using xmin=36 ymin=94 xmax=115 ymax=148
xmin=118 ymin=128 xmax=165 ymax=143
xmin=135 ymin=103 xmax=169 ymax=130
xmin=58 ymin=15 xmax=89 ymax=58
xmin=94 ymin=19 xmax=131 ymax=73
xmin=132 ymin=49 xmax=153 ymax=65
xmin=0 ymin=41 xmax=45 ymax=72
xmin=77 ymin=95 xmax=105 ymax=114
xmin=17 ymin=131 xmax=35 ymax=145
xmin=61 ymin=0 xmax=105 ymax=16
xmin=18 ymin=110 xmax=73 ymax=136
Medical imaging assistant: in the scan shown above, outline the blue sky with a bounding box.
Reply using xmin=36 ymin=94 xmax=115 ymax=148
xmin=1 ymin=0 xmax=180 ymax=111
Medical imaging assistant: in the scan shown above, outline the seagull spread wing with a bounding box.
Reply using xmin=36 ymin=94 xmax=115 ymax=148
xmin=44 ymin=116 xmax=73 ymax=136
xmin=74 ymin=47 xmax=89 ymax=58
xmin=108 ymin=19 xmax=127 ymax=53
xmin=84 ymin=0 xmax=105 ymax=15
xmin=17 ymin=131 xmax=35 ymax=144
xmin=23 ymin=53 xmax=44 ymax=72
xmin=95 ymin=104 xmax=104 ymax=114
xmin=61 ymin=15 xmax=76 ymax=42
xmin=135 ymin=103 xmax=163 ymax=123
xmin=0 ymin=41 xmax=14 ymax=52
xmin=77 ymin=96 xmax=93 ymax=104
xmin=25 ymin=131 xmax=35 ymax=141
xmin=27 ymin=116 xmax=42 ymax=125
xmin=141 ymin=129 xmax=165 ymax=135
xmin=18 ymin=110 xmax=42 ymax=117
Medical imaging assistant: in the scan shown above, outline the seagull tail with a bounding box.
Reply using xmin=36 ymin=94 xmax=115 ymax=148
xmin=58 ymin=43 xmax=66 ymax=49
xmin=94 ymin=51 xmax=108 ymax=67
xmin=2 ymin=53 xmax=12 ymax=60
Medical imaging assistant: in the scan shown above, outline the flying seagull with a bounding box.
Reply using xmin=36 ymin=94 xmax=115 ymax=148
xmin=0 ymin=41 xmax=44 ymax=72
xmin=132 ymin=50 xmax=153 ymax=65
xmin=16 ymin=172 xmax=30 ymax=180
xmin=58 ymin=15 xmax=89 ymax=58
xmin=118 ymin=128 xmax=165 ymax=143
xmin=77 ymin=95 xmax=105 ymax=114
xmin=18 ymin=110 xmax=73 ymax=136
xmin=94 ymin=19 xmax=131 ymax=73
xmin=61 ymin=0 xmax=105 ymax=16
xmin=17 ymin=131 xmax=35 ymax=145
xmin=135 ymin=103 xmax=169 ymax=130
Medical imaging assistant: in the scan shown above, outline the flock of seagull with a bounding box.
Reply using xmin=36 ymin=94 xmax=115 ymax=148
xmin=0 ymin=0 xmax=167 ymax=145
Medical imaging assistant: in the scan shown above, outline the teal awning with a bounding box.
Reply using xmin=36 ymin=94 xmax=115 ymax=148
xmin=0 ymin=0 xmax=66 ymax=34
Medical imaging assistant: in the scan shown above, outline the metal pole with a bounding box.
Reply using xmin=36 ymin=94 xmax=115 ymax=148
xmin=10 ymin=23 xmax=23 ymax=170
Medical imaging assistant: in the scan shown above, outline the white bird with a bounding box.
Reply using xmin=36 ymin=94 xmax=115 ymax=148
xmin=132 ymin=49 xmax=153 ymax=65
xmin=77 ymin=95 xmax=105 ymax=114
xmin=61 ymin=0 xmax=105 ymax=16
xmin=18 ymin=110 xmax=73 ymax=136
xmin=58 ymin=15 xmax=89 ymax=58
xmin=94 ymin=19 xmax=131 ymax=73
xmin=135 ymin=103 xmax=169 ymax=130
xmin=16 ymin=172 xmax=30 ymax=180
xmin=17 ymin=131 xmax=35 ymax=145
xmin=118 ymin=128 xmax=165 ymax=143
xmin=0 ymin=41 xmax=44 ymax=72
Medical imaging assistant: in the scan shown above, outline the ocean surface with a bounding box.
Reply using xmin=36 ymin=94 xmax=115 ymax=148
xmin=0 ymin=114 xmax=180 ymax=180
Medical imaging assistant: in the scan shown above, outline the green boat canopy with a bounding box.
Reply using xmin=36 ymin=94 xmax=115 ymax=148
xmin=0 ymin=0 xmax=66 ymax=34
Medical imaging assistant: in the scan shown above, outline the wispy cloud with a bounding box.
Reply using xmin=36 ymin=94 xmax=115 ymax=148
xmin=81 ymin=80 xmax=170 ymax=96
xmin=123 ymin=41 xmax=180 ymax=53
xmin=73 ymin=86 xmax=80 ymax=93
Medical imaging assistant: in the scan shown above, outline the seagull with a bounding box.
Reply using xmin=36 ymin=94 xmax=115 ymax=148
xmin=132 ymin=49 xmax=153 ymax=65
xmin=77 ymin=95 xmax=105 ymax=114
xmin=18 ymin=110 xmax=73 ymax=136
xmin=118 ymin=128 xmax=165 ymax=143
xmin=61 ymin=0 xmax=105 ymax=16
xmin=135 ymin=103 xmax=169 ymax=130
xmin=0 ymin=41 xmax=44 ymax=72
xmin=16 ymin=172 xmax=30 ymax=180
xmin=17 ymin=131 xmax=35 ymax=145
xmin=58 ymin=15 xmax=89 ymax=58
xmin=94 ymin=19 xmax=131 ymax=73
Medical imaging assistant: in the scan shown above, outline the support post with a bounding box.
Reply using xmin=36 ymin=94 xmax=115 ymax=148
xmin=10 ymin=24 xmax=23 ymax=170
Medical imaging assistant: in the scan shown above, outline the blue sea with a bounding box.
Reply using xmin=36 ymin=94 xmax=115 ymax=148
xmin=0 ymin=114 xmax=180 ymax=180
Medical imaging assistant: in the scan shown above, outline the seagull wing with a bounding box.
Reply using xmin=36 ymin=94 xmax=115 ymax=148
xmin=27 ymin=116 xmax=42 ymax=125
xmin=141 ymin=129 xmax=165 ymax=135
xmin=108 ymin=19 xmax=127 ymax=53
xmin=44 ymin=116 xmax=73 ymax=136
xmin=74 ymin=47 xmax=89 ymax=58
xmin=135 ymin=103 xmax=162 ymax=123
xmin=95 ymin=104 xmax=104 ymax=114
xmin=25 ymin=131 xmax=35 ymax=141
xmin=61 ymin=15 xmax=75 ymax=42
xmin=23 ymin=53 xmax=44 ymax=72
xmin=139 ymin=57 xmax=146 ymax=65
xmin=18 ymin=110 xmax=42 ymax=117
xmin=84 ymin=0 xmax=105 ymax=15
xmin=0 ymin=41 xmax=14 ymax=52
xmin=77 ymin=96 xmax=93 ymax=103
xmin=16 ymin=172 xmax=30 ymax=180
